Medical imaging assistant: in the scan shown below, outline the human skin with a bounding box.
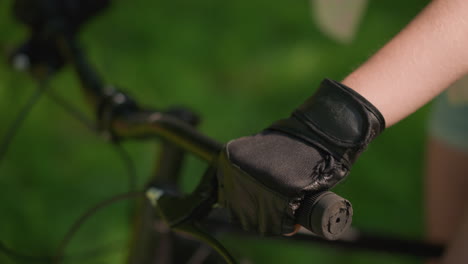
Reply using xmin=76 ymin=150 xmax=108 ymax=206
xmin=342 ymin=0 xmax=468 ymax=127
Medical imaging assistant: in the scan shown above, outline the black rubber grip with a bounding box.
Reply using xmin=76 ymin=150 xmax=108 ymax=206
xmin=296 ymin=191 xmax=353 ymax=240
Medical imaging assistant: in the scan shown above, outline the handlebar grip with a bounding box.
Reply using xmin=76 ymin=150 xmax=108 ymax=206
xmin=296 ymin=191 xmax=353 ymax=240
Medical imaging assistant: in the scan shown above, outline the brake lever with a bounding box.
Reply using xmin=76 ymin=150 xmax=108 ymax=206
xmin=146 ymin=165 xmax=237 ymax=264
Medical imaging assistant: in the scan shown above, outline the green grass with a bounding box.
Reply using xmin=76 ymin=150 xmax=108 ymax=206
xmin=0 ymin=0 xmax=431 ymax=263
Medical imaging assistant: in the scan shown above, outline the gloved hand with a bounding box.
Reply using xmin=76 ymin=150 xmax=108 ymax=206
xmin=216 ymin=79 xmax=385 ymax=235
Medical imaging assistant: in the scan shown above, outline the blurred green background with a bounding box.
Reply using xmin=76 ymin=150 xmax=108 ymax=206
xmin=0 ymin=0 xmax=432 ymax=263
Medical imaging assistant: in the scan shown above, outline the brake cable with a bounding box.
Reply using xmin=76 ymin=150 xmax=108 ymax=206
xmin=0 ymin=78 xmax=49 ymax=169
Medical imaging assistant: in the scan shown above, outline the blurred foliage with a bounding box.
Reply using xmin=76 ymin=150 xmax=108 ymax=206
xmin=0 ymin=0 xmax=432 ymax=263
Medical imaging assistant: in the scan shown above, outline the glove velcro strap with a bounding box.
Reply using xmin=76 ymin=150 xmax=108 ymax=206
xmin=269 ymin=79 xmax=385 ymax=163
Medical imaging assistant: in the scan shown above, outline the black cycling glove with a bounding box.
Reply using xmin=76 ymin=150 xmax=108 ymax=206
xmin=216 ymin=79 xmax=385 ymax=235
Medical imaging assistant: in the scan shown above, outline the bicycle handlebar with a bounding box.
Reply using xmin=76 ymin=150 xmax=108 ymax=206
xmin=61 ymin=35 xmax=354 ymax=240
xmin=112 ymin=111 xmax=222 ymax=162
xmin=296 ymin=191 xmax=353 ymax=240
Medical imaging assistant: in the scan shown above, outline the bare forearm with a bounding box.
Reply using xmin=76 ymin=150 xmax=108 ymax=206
xmin=342 ymin=0 xmax=468 ymax=127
